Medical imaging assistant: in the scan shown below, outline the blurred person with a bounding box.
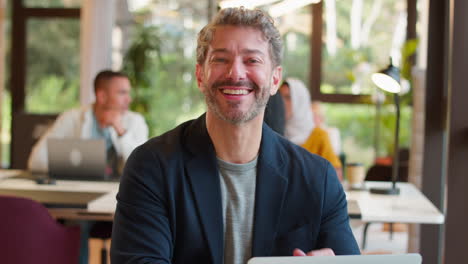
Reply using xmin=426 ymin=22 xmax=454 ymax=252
xmin=111 ymin=7 xmax=358 ymax=264
xmin=28 ymin=70 xmax=148 ymax=177
xmin=27 ymin=70 xmax=148 ymax=264
xmin=280 ymin=78 xmax=314 ymax=144
xmin=280 ymin=78 xmax=343 ymax=180
xmin=311 ymin=101 xmax=342 ymax=156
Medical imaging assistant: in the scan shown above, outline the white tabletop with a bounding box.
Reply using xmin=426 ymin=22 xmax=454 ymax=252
xmin=0 ymin=178 xmax=118 ymax=192
xmin=346 ymin=181 xmax=444 ymax=224
xmin=0 ymin=171 xmax=445 ymax=224
xmin=88 ymin=189 xmax=118 ymax=213
xmin=0 ymin=175 xmax=119 ymax=220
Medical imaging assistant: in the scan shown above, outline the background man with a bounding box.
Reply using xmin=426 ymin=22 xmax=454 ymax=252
xmin=111 ymin=7 xmax=359 ymax=264
xmin=28 ymin=70 xmax=148 ymax=177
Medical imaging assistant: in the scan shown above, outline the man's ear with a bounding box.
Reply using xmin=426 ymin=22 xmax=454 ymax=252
xmin=195 ymin=64 xmax=205 ymax=93
xmin=95 ymin=88 xmax=107 ymax=104
xmin=270 ymin=66 xmax=283 ymax=95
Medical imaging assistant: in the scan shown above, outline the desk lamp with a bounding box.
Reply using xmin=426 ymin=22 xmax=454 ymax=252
xmin=370 ymin=59 xmax=401 ymax=195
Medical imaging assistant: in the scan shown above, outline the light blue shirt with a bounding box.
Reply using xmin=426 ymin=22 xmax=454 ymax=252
xmin=90 ymin=112 xmax=113 ymax=150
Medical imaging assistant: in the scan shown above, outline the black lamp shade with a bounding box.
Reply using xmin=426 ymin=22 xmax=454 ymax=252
xmin=371 ymin=63 xmax=401 ymax=94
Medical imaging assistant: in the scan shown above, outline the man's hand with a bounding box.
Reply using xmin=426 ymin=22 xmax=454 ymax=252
xmin=98 ymin=109 xmax=126 ymax=136
xmin=293 ymin=248 xmax=335 ymax=256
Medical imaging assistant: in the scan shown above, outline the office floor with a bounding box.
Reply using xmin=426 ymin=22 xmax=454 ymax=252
xmin=89 ymin=239 xmax=111 ymax=264
xmin=87 ymin=221 xmax=409 ymax=264
xmin=350 ymin=220 xmax=409 ymax=254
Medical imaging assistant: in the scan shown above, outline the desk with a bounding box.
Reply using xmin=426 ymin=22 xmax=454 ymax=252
xmin=0 ymin=175 xmax=118 ymax=221
xmin=0 ymin=170 xmax=444 ymax=224
xmin=346 ymin=181 xmax=444 ymax=224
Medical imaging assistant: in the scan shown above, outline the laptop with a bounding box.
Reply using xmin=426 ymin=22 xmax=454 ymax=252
xmin=248 ymin=254 xmax=422 ymax=264
xmin=47 ymin=138 xmax=108 ymax=181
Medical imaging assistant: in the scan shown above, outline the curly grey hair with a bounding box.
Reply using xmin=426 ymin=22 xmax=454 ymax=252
xmin=196 ymin=7 xmax=283 ymax=68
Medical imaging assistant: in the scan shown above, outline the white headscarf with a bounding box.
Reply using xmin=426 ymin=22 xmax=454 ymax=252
xmin=284 ymin=78 xmax=314 ymax=145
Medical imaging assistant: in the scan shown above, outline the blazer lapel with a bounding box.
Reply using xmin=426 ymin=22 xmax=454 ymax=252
xmin=185 ymin=116 xmax=224 ymax=264
xmin=252 ymin=125 xmax=288 ymax=256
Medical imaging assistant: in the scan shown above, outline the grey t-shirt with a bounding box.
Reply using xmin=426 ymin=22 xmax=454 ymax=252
xmin=218 ymin=157 xmax=257 ymax=264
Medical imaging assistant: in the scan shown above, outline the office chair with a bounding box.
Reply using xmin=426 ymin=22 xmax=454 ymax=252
xmin=0 ymin=195 xmax=80 ymax=264
xmin=361 ymin=149 xmax=409 ymax=249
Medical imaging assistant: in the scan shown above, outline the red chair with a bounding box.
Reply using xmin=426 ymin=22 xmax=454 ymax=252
xmin=0 ymin=195 xmax=81 ymax=264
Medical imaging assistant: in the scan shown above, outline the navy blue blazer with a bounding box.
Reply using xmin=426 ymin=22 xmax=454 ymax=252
xmin=111 ymin=115 xmax=359 ymax=264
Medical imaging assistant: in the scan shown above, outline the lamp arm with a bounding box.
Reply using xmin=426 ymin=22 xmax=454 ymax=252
xmin=392 ymin=93 xmax=400 ymax=190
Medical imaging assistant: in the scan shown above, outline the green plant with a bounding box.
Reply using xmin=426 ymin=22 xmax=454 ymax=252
xmin=26 ymin=75 xmax=79 ymax=113
xmin=323 ymin=103 xmax=412 ymax=166
xmin=123 ymin=24 xmax=163 ymax=115
xmin=122 ymin=24 xmax=204 ymax=137
xmin=399 ymin=38 xmax=419 ymax=105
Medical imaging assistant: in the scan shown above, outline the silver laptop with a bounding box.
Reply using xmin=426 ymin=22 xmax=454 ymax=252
xmin=47 ymin=138 xmax=107 ymax=181
xmin=248 ymin=254 xmax=422 ymax=264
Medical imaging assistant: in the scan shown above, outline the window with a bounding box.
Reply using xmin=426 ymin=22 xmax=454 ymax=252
xmin=276 ymin=5 xmax=312 ymax=87
xmin=312 ymin=0 xmax=408 ymax=102
xmin=116 ymin=0 xmax=209 ymax=136
xmin=8 ymin=1 xmax=80 ymax=168
xmin=25 ymin=18 xmax=80 ymax=113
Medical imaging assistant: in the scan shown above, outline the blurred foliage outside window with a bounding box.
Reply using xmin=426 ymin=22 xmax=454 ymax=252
xmin=25 ymin=18 xmax=80 ymax=113
xmin=24 ymin=0 xmax=81 ymax=8
xmin=120 ymin=0 xmax=208 ymax=137
xmin=1 ymin=1 xmax=10 ymax=167
xmin=322 ymin=103 xmax=411 ymax=167
xmin=321 ymin=0 xmax=407 ymax=95
xmin=275 ymin=6 xmax=311 ymax=87
xmin=1 ymin=92 xmax=11 ymax=168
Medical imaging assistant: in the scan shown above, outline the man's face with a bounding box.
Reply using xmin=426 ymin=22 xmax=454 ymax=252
xmin=195 ymin=26 xmax=282 ymax=125
xmin=97 ymin=77 xmax=132 ymax=112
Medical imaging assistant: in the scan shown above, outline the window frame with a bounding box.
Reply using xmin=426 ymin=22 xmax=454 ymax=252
xmin=10 ymin=0 xmax=80 ymax=113
xmin=309 ymin=1 xmax=417 ymax=104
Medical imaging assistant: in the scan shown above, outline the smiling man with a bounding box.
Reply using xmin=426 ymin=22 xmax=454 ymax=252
xmin=111 ymin=7 xmax=359 ymax=264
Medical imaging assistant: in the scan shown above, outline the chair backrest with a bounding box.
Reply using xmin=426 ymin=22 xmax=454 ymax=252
xmin=366 ymin=148 xmax=410 ymax=182
xmin=0 ymin=195 xmax=80 ymax=264
xmin=364 ymin=164 xmax=408 ymax=182
xmin=10 ymin=113 xmax=57 ymax=169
